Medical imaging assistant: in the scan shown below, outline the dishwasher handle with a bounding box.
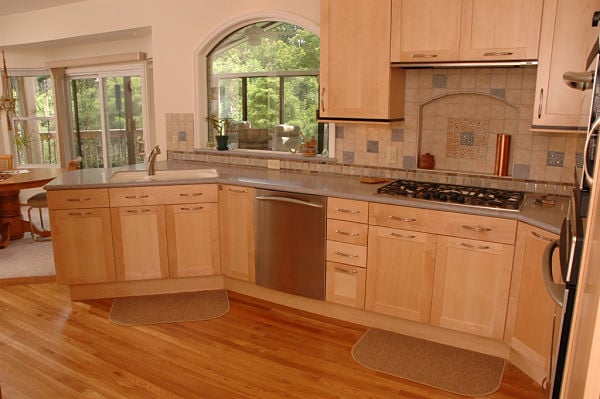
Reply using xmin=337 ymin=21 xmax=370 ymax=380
xmin=256 ymin=195 xmax=324 ymax=208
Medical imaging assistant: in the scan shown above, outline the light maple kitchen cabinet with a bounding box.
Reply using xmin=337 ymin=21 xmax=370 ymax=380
xmin=532 ymin=0 xmax=600 ymax=132
xmin=391 ymin=0 xmax=543 ymax=63
xmin=325 ymin=198 xmax=369 ymax=308
xmin=320 ymin=0 xmax=405 ymax=121
xmin=219 ymin=184 xmax=255 ymax=282
xmin=365 ymin=225 xmax=436 ymax=322
xmin=110 ymin=184 xmax=218 ymax=281
xmin=505 ymin=222 xmax=560 ymax=384
xmin=431 ymin=235 xmax=514 ymax=339
xmin=48 ymin=189 xmax=116 ymax=285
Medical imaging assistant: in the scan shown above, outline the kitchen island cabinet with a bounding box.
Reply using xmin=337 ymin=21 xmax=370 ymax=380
xmin=320 ymin=0 xmax=405 ymax=121
xmin=48 ymin=188 xmax=115 ymax=285
xmin=218 ymin=184 xmax=255 ymax=282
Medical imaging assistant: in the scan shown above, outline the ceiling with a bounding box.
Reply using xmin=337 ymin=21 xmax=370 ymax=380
xmin=0 ymin=0 xmax=85 ymax=16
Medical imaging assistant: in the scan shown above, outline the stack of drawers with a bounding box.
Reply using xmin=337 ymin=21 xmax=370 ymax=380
xmin=325 ymin=197 xmax=369 ymax=308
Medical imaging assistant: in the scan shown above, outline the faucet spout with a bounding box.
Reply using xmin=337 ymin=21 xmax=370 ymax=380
xmin=147 ymin=145 xmax=161 ymax=175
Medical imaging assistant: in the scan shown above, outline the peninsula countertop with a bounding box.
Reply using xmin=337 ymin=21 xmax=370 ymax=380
xmin=45 ymin=160 xmax=569 ymax=235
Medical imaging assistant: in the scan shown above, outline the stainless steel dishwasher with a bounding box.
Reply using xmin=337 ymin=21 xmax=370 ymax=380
xmin=255 ymin=189 xmax=326 ymax=300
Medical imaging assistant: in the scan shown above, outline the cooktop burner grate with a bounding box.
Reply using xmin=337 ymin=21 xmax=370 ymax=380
xmin=377 ymin=179 xmax=524 ymax=211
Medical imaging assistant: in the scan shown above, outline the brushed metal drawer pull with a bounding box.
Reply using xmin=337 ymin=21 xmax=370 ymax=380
xmin=124 ymin=195 xmax=149 ymax=199
xmin=411 ymin=53 xmax=438 ymax=58
xmin=179 ymin=193 xmax=203 ymax=197
xmin=334 ymin=251 xmax=359 ymax=258
xmin=482 ymin=51 xmax=513 ymax=56
xmin=336 ymin=208 xmax=360 ymax=214
xmin=66 ymin=197 xmax=91 ymax=202
xmin=389 ymin=215 xmax=416 ymax=222
xmin=390 ymin=232 xmax=416 ymax=239
xmin=531 ymin=231 xmax=554 ymax=242
xmin=335 ymin=266 xmax=358 ymax=275
xmin=180 ymin=206 xmax=204 ymax=211
xmin=126 ymin=209 xmax=150 ymax=214
xmin=67 ymin=211 xmax=92 ymax=216
xmin=335 ymin=230 xmax=359 ymax=237
xmin=461 ymin=225 xmax=491 ymax=232
xmin=461 ymin=242 xmax=491 ymax=250
xmin=228 ymin=188 xmax=247 ymax=193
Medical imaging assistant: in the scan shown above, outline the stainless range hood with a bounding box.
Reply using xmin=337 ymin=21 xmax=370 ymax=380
xmin=392 ymin=60 xmax=538 ymax=68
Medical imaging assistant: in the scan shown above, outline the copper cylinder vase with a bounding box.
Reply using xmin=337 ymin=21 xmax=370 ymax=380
xmin=494 ymin=134 xmax=511 ymax=176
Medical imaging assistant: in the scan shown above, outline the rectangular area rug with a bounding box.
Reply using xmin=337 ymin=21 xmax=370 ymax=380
xmin=109 ymin=289 xmax=229 ymax=325
xmin=351 ymin=328 xmax=506 ymax=397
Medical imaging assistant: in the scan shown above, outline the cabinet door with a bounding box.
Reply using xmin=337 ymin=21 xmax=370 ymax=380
xmin=165 ymin=203 xmax=220 ymax=277
xmin=505 ymin=223 xmax=559 ymax=384
xmin=532 ymin=0 xmax=599 ymax=131
xmin=460 ymin=0 xmax=543 ymax=61
xmin=50 ymin=208 xmax=115 ymax=285
xmin=365 ymin=226 xmax=436 ymax=323
xmin=320 ymin=0 xmax=405 ymax=120
xmin=431 ymin=236 xmax=514 ymax=339
xmin=111 ymin=206 xmax=169 ymax=281
xmin=326 ymin=261 xmax=366 ymax=308
xmin=219 ymin=185 xmax=255 ymax=281
xmin=391 ymin=0 xmax=462 ymax=62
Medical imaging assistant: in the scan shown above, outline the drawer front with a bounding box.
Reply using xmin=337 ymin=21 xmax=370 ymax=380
xmin=327 ymin=197 xmax=369 ymax=223
xmin=326 ymin=240 xmax=367 ymax=268
xmin=47 ymin=189 xmax=110 ymax=209
xmin=326 ymin=261 xmax=366 ymax=309
xmin=369 ymin=203 xmax=516 ymax=244
xmin=109 ymin=184 xmax=218 ymax=206
xmin=327 ymin=219 xmax=368 ymax=246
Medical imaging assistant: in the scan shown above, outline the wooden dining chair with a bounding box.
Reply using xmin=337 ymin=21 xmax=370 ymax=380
xmin=27 ymin=156 xmax=82 ymax=241
xmin=0 ymin=154 xmax=13 ymax=170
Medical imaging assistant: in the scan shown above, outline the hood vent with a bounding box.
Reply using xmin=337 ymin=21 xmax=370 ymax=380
xmin=392 ymin=60 xmax=538 ymax=68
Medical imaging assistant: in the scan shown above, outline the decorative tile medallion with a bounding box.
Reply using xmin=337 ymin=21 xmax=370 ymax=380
xmin=447 ymin=118 xmax=489 ymax=160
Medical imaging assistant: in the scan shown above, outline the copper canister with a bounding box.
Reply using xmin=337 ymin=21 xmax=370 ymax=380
xmin=494 ymin=134 xmax=511 ymax=176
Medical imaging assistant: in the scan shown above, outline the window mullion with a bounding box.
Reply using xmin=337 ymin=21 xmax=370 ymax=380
xmin=279 ymin=76 xmax=284 ymax=124
xmin=242 ymin=77 xmax=248 ymax=122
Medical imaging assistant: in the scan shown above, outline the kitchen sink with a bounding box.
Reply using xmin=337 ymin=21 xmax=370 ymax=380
xmin=109 ymin=168 xmax=219 ymax=183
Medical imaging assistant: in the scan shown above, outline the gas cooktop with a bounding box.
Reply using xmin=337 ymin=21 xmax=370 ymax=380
xmin=377 ymin=179 xmax=524 ymax=211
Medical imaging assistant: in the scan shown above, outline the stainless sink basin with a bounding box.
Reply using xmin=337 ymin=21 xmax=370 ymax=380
xmin=109 ymin=168 xmax=219 ymax=183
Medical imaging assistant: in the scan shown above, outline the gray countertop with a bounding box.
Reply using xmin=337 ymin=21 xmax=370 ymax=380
xmin=45 ymin=160 xmax=569 ymax=235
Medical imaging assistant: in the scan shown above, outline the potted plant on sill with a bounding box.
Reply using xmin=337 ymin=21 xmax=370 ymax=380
xmin=206 ymin=114 xmax=232 ymax=151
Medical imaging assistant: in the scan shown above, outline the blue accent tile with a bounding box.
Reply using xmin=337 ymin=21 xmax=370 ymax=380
xmin=336 ymin=125 xmax=344 ymax=139
xmin=460 ymin=131 xmax=475 ymax=146
xmin=490 ymin=88 xmax=506 ymax=99
xmin=513 ymin=164 xmax=530 ymax=179
xmin=576 ymin=152 xmax=584 ymax=168
xmin=178 ymin=131 xmax=187 ymax=141
xmin=433 ymin=74 xmax=447 ymax=88
xmin=391 ymin=128 xmax=404 ymax=142
xmin=343 ymin=151 xmax=354 ymax=164
xmin=403 ymin=155 xmax=416 ymax=170
xmin=367 ymin=140 xmax=379 ymax=153
xmin=547 ymin=151 xmax=565 ymax=167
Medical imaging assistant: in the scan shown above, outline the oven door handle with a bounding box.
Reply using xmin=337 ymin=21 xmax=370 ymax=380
xmin=542 ymin=239 xmax=565 ymax=307
xmin=583 ymin=116 xmax=600 ymax=188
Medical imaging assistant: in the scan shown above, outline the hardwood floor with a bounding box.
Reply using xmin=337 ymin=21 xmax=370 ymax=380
xmin=0 ymin=282 xmax=547 ymax=399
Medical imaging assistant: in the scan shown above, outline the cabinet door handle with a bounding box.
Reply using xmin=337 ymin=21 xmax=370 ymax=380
xmin=335 ymin=266 xmax=358 ymax=275
xmin=334 ymin=251 xmax=359 ymax=258
xmin=335 ymin=230 xmax=359 ymax=237
xmin=336 ymin=208 xmax=360 ymax=214
xmin=228 ymin=188 xmax=247 ymax=193
xmin=321 ymin=87 xmax=326 ymax=112
xmin=179 ymin=192 xmax=203 ymax=197
xmin=180 ymin=206 xmax=204 ymax=211
xmin=531 ymin=231 xmax=554 ymax=242
xmin=389 ymin=215 xmax=416 ymax=222
xmin=67 ymin=211 xmax=92 ymax=216
xmin=460 ymin=242 xmax=490 ymax=250
xmin=66 ymin=197 xmax=91 ymax=202
xmin=390 ymin=232 xmax=416 ymax=239
xmin=126 ymin=209 xmax=150 ymax=214
xmin=410 ymin=53 xmax=438 ymax=58
xmin=538 ymin=88 xmax=543 ymax=118
xmin=482 ymin=51 xmax=513 ymax=56
xmin=461 ymin=225 xmax=491 ymax=233
xmin=124 ymin=195 xmax=149 ymax=199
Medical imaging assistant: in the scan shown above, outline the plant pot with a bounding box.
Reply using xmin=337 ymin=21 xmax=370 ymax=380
xmin=216 ymin=135 xmax=229 ymax=151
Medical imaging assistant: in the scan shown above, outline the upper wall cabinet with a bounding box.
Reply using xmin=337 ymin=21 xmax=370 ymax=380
xmin=391 ymin=0 xmax=543 ymax=63
xmin=320 ymin=0 xmax=405 ymax=121
xmin=532 ymin=0 xmax=600 ymax=132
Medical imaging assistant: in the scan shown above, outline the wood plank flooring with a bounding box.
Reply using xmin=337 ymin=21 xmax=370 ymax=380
xmin=0 ymin=282 xmax=547 ymax=399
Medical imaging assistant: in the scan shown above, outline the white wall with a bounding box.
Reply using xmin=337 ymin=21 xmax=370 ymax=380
xmin=0 ymin=0 xmax=320 ymax=151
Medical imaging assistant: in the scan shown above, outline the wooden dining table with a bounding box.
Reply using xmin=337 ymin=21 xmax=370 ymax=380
xmin=0 ymin=167 xmax=63 ymax=248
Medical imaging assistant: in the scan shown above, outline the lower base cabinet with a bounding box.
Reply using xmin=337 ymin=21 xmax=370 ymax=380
xmin=326 ymin=261 xmax=366 ymax=308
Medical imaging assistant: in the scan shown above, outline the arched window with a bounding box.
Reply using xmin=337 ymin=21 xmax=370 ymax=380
xmin=205 ymin=21 xmax=327 ymax=154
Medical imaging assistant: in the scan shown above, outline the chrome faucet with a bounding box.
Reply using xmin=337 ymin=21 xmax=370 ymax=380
xmin=147 ymin=145 xmax=161 ymax=175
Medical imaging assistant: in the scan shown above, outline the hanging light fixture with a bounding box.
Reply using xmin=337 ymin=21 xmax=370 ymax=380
xmin=0 ymin=50 xmax=16 ymax=130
